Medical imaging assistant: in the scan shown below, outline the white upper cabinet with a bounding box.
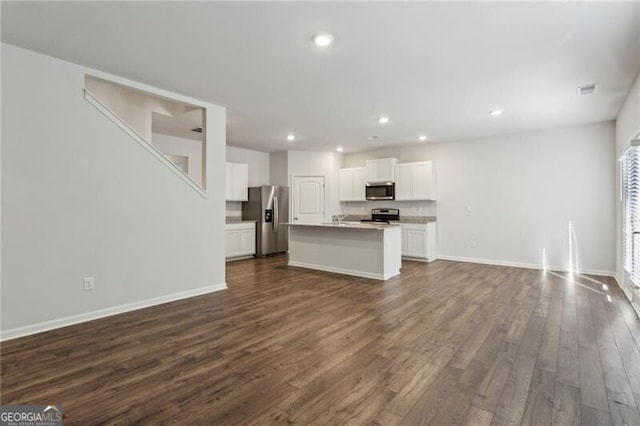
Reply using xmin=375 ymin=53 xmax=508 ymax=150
xmin=225 ymin=162 xmax=248 ymax=201
xmin=339 ymin=167 xmax=366 ymax=201
xmin=366 ymin=158 xmax=397 ymax=182
xmin=353 ymin=167 xmax=366 ymax=200
xmin=394 ymin=163 xmax=413 ymax=200
xmin=394 ymin=161 xmax=436 ymax=200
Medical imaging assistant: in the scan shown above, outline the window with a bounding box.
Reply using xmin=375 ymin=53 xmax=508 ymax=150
xmin=622 ymin=142 xmax=640 ymax=287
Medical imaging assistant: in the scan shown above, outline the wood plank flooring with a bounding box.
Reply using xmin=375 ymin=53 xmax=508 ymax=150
xmin=1 ymin=257 xmax=639 ymax=425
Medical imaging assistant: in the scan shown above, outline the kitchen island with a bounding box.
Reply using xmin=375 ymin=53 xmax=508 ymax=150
xmin=286 ymin=222 xmax=401 ymax=280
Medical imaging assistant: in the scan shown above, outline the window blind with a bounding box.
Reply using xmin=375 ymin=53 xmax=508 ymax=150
xmin=623 ymin=146 xmax=640 ymax=287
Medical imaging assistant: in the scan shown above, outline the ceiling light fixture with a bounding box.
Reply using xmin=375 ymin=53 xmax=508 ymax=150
xmin=489 ymin=109 xmax=503 ymax=117
xmin=368 ymin=136 xmax=379 ymax=140
xmin=336 ymin=147 xmax=344 ymax=152
xmin=312 ymin=33 xmax=334 ymax=47
xmin=418 ymin=135 xmax=427 ymax=141
xmin=286 ymin=134 xmax=296 ymax=141
xmin=378 ymin=116 xmax=390 ymax=124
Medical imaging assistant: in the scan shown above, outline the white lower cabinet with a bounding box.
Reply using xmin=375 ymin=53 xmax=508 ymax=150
xmin=400 ymin=222 xmax=437 ymax=261
xmin=225 ymin=222 xmax=256 ymax=260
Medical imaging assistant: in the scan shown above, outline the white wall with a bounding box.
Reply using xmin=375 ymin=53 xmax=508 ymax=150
xmin=287 ymin=151 xmax=344 ymax=219
xmin=1 ymin=44 xmax=227 ymax=338
xmin=270 ymin=151 xmax=288 ymax=187
xmin=86 ymin=77 xmax=193 ymax=142
xmin=152 ymin=133 xmax=203 ymax=187
xmin=0 ymin=41 xmax=3 ymax=325
xmin=436 ymin=122 xmax=614 ymax=274
xmin=227 ymin=146 xmax=270 ymax=187
xmin=268 ymin=151 xmax=344 ymax=221
xmin=615 ymin=72 xmax=640 ymax=301
xmin=344 ymin=144 xmax=436 ymax=168
xmin=344 ymin=122 xmax=616 ymax=274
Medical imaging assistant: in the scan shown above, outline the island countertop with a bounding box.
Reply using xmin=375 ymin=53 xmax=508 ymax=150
xmin=284 ymin=222 xmax=400 ymax=231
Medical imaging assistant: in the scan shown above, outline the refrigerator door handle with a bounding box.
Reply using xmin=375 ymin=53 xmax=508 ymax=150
xmin=273 ymin=195 xmax=279 ymax=233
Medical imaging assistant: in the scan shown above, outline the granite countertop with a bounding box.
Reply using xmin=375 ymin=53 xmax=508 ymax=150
xmin=227 ymin=215 xmax=436 ymax=224
xmin=341 ymin=215 xmax=437 ymax=224
xmin=225 ymin=217 xmax=256 ymax=224
xmin=285 ymin=222 xmax=400 ymax=231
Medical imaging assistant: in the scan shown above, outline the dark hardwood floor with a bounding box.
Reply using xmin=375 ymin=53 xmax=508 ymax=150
xmin=2 ymin=257 xmax=639 ymax=425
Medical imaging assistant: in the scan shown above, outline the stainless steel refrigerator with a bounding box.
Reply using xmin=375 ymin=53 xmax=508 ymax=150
xmin=242 ymin=186 xmax=289 ymax=257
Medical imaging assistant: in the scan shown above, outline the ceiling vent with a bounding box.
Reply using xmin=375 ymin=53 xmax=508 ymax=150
xmin=191 ymin=127 xmax=203 ymax=133
xmin=577 ymin=84 xmax=598 ymax=96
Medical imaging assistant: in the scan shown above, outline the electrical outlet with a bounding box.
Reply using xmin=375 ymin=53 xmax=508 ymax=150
xmin=83 ymin=276 xmax=95 ymax=291
xmin=470 ymin=240 xmax=477 ymax=248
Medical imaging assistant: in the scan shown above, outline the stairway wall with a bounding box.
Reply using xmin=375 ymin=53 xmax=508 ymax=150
xmin=1 ymin=44 xmax=227 ymax=338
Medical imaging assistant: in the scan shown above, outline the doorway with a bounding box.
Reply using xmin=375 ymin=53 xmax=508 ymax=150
xmin=291 ymin=175 xmax=326 ymax=224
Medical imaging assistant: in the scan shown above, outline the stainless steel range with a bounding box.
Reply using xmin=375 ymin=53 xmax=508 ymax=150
xmin=360 ymin=208 xmax=400 ymax=224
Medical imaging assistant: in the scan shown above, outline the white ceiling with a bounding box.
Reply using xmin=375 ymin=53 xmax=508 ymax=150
xmin=152 ymin=109 xmax=204 ymax=142
xmin=2 ymin=1 xmax=640 ymax=153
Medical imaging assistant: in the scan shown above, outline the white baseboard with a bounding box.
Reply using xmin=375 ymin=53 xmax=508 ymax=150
xmin=614 ymin=273 xmax=640 ymax=318
xmin=401 ymin=256 xmax=436 ymax=263
xmin=288 ymin=260 xmax=398 ymax=281
xmin=0 ymin=283 xmax=227 ymax=341
xmin=614 ymin=273 xmax=633 ymax=301
xmin=436 ymin=254 xmax=615 ymax=277
xmin=226 ymin=255 xmax=255 ymax=262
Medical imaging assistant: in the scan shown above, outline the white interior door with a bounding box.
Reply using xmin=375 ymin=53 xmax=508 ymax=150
xmin=292 ymin=176 xmax=325 ymax=224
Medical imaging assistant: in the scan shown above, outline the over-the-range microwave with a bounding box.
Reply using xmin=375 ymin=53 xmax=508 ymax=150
xmin=365 ymin=182 xmax=395 ymax=200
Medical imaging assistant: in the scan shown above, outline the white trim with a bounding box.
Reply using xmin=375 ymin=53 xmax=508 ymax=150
xmin=631 ymin=302 xmax=640 ymax=319
xmin=226 ymin=255 xmax=255 ymax=262
xmin=402 ymin=256 xmax=436 ymax=263
xmin=288 ymin=260 xmax=398 ymax=281
xmin=614 ymin=273 xmax=633 ymax=301
xmin=436 ymin=254 xmax=615 ymax=277
xmin=84 ymin=72 xmax=211 ymax=110
xmin=84 ymin=89 xmax=207 ymax=198
xmin=0 ymin=283 xmax=227 ymax=341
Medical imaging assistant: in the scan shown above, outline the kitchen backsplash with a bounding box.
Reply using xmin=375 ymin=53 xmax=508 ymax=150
xmin=226 ymin=201 xmax=242 ymax=217
xmin=341 ymin=200 xmax=436 ymax=217
xmin=341 ymin=214 xmax=436 ymax=223
xmin=229 ymin=200 xmax=435 ymax=219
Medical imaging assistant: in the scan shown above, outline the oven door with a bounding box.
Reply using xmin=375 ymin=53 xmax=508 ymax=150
xmin=366 ymin=183 xmax=395 ymax=200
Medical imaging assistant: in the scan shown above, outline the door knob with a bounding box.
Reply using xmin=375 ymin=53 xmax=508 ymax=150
xmin=294 ymin=217 xmax=298 ymax=220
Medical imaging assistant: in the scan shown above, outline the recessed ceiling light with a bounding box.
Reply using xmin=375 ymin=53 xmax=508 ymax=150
xmin=312 ymin=33 xmax=334 ymax=47
xmin=336 ymin=147 xmax=344 ymax=152
xmin=378 ymin=116 xmax=390 ymax=124
xmin=418 ymin=135 xmax=427 ymax=141
xmin=368 ymin=136 xmax=379 ymax=140
xmin=490 ymin=109 xmax=503 ymax=117
xmin=286 ymin=134 xmax=296 ymax=141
